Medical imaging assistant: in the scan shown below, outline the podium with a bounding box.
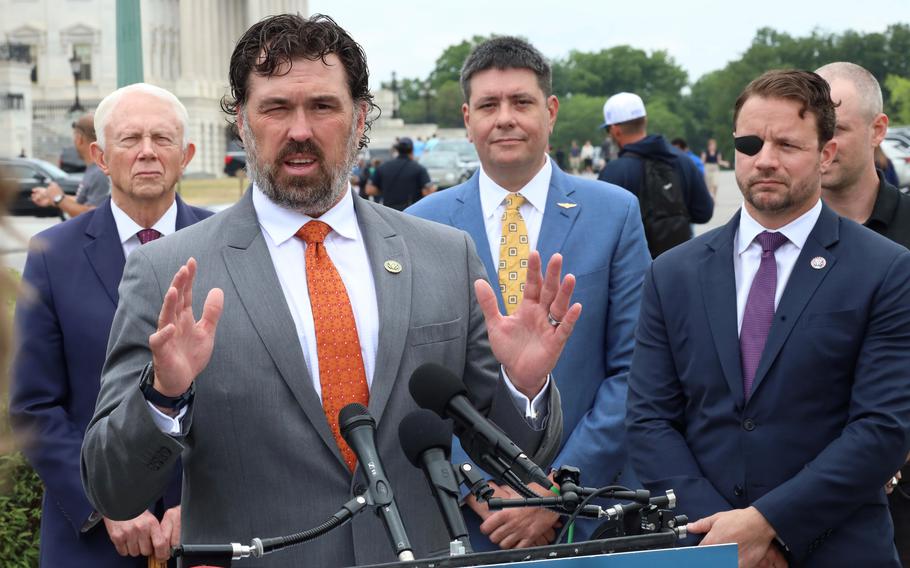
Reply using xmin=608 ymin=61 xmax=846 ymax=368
xmin=359 ymin=535 xmax=736 ymax=568
xmin=471 ymin=545 xmax=737 ymax=567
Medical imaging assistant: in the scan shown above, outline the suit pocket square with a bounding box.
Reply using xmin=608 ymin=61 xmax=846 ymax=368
xmin=409 ymin=318 xmax=462 ymax=346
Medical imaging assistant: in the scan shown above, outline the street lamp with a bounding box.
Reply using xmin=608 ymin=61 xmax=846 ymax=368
xmin=419 ymin=80 xmax=436 ymax=123
xmin=68 ymin=47 xmax=84 ymax=113
xmin=390 ymin=71 xmax=400 ymax=119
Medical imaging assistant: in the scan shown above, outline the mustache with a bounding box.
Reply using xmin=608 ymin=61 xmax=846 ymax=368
xmin=747 ymin=175 xmax=788 ymax=186
xmin=276 ymin=140 xmax=324 ymax=163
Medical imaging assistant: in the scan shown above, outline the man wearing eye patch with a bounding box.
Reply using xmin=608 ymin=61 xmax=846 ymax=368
xmin=627 ymin=69 xmax=910 ymax=568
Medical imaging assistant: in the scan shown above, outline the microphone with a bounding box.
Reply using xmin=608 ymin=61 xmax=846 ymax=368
xmin=339 ymin=403 xmax=415 ymax=562
xmin=408 ymin=363 xmax=553 ymax=491
xmin=399 ymin=410 xmax=472 ymax=553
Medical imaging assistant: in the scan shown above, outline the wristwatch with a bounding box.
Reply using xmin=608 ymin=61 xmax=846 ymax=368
xmin=52 ymin=193 xmax=65 ymax=206
xmin=138 ymin=362 xmax=195 ymax=410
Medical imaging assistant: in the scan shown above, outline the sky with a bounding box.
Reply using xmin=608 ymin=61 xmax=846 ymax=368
xmin=309 ymin=0 xmax=908 ymax=90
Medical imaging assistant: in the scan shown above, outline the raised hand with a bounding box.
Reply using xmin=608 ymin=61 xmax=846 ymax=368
xmin=148 ymin=258 xmax=223 ymax=397
xmin=475 ymin=251 xmax=582 ymax=398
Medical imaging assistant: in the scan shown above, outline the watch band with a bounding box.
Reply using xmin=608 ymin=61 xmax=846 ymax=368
xmin=138 ymin=362 xmax=194 ymax=410
xmin=52 ymin=193 xmax=65 ymax=205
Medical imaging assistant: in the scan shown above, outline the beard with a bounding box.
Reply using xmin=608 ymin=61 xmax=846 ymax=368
xmin=242 ymin=112 xmax=359 ymax=216
xmin=737 ymin=168 xmax=820 ymax=214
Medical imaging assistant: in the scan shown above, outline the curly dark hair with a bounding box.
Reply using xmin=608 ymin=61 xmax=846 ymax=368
xmin=734 ymin=69 xmax=837 ymax=148
xmin=221 ymin=13 xmax=376 ymax=149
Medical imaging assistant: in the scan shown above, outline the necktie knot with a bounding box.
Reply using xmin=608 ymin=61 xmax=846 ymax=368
xmin=504 ymin=193 xmax=526 ymax=212
xmin=297 ymin=220 xmax=332 ymax=245
xmin=136 ymin=228 xmax=162 ymax=245
xmin=756 ymin=231 xmax=788 ymax=256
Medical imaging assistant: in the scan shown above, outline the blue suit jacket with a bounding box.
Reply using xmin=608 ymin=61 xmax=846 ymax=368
xmin=407 ymin=162 xmax=651 ymax=543
xmin=626 ymin=204 xmax=910 ymax=566
xmin=10 ymin=196 xmax=212 ymax=567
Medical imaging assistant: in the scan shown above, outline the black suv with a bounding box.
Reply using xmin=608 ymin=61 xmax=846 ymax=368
xmin=1 ymin=158 xmax=82 ymax=217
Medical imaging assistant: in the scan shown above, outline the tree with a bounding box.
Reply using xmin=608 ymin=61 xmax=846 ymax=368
xmin=885 ymin=75 xmax=910 ymax=126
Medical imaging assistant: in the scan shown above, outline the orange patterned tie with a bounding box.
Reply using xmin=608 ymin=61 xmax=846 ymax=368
xmin=297 ymin=220 xmax=369 ymax=471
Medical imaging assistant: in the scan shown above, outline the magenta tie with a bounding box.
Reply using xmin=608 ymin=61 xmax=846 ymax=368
xmin=136 ymin=228 xmax=162 ymax=245
xmin=740 ymin=231 xmax=788 ymax=399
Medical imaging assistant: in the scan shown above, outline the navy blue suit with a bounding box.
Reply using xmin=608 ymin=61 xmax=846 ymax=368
xmin=408 ymin=162 xmax=651 ymax=545
xmin=10 ymin=196 xmax=211 ymax=567
xmin=627 ymin=204 xmax=910 ymax=566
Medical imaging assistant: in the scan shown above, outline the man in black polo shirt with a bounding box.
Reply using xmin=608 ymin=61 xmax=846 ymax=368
xmin=367 ymin=137 xmax=435 ymax=210
xmin=817 ymin=61 xmax=910 ymax=566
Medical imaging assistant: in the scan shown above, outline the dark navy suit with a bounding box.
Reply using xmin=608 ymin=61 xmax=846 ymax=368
xmin=10 ymin=196 xmax=211 ymax=567
xmin=408 ymin=162 xmax=651 ymax=545
xmin=627 ymin=204 xmax=910 ymax=566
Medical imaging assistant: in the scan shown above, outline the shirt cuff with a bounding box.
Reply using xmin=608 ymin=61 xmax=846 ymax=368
xmin=501 ymin=365 xmax=550 ymax=422
xmin=146 ymin=401 xmax=187 ymax=435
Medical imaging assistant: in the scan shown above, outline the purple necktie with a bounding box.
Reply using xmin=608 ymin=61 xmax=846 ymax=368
xmin=136 ymin=228 xmax=162 ymax=245
xmin=740 ymin=231 xmax=788 ymax=399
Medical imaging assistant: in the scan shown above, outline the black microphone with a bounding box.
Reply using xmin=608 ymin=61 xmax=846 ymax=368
xmin=399 ymin=410 xmax=473 ymax=553
xmin=339 ymin=403 xmax=415 ymax=562
xmin=408 ymin=363 xmax=553 ymax=490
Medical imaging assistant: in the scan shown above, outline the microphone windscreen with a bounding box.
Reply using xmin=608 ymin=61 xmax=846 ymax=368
xmin=399 ymin=410 xmax=454 ymax=466
xmin=339 ymin=402 xmax=374 ymax=437
xmin=409 ymin=363 xmax=467 ymax=417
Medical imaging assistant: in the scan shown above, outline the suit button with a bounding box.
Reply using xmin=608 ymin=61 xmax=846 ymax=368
xmin=743 ymin=418 xmax=756 ymax=431
xmin=354 ymin=483 xmax=366 ymax=496
xmin=733 ymin=485 xmax=744 ymax=497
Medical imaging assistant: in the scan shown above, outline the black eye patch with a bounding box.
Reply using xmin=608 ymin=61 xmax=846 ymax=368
xmin=734 ymin=135 xmax=764 ymax=156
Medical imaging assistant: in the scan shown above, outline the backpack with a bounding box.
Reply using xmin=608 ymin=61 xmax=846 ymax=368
xmin=629 ymin=153 xmax=691 ymax=258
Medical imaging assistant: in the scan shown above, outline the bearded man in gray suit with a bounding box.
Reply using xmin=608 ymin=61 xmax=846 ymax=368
xmin=82 ymin=14 xmax=576 ymax=567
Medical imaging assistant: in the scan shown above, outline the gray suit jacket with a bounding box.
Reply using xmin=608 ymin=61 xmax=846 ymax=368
xmin=82 ymin=190 xmax=562 ymax=567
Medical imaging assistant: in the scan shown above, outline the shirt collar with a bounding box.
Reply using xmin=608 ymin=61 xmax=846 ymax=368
xmin=478 ymin=157 xmax=551 ymax=220
xmin=737 ymin=198 xmax=822 ymax=255
xmin=252 ymin=183 xmax=360 ymax=245
xmin=866 ymin=169 xmax=898 ymax=230
xmin=109 ymin=197 xmax=178 ymax=244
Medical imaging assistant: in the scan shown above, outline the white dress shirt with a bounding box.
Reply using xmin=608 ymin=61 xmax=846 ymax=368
xmin=110 ymin=197 xmax=178 ymax=259
xmin=734 ymin=199 xmax=823 ymax=334
xmin=479 ymin=157 xmax=551 ymax=270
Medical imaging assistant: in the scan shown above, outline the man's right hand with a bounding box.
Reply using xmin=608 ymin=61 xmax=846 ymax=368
xmin=148 ymin=257 xmax=224 ymax=396
xmin=104 ymin=511 xmax=171 ymax=560
xmin=30 ymin=186 xmax=52 ymax=207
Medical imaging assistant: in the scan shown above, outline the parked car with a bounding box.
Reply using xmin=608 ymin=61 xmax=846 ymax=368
xmin=426 ymin=139 xmax=481 ymax=173
xmin=881 ymin=139 xmax=910 ymax=189
xmin=224 ymin=150 xmax=246 ymax=177
xmin=59 ymin=146 xmax=86 ymax=173
xmin=1 ymin=157 xmax=81 ymax=217
xmin=419 ymin=151 xmax=472 ymax=190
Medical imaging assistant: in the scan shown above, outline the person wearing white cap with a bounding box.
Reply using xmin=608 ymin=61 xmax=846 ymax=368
xmin=598 ymin=92 xmax=714 ymax=257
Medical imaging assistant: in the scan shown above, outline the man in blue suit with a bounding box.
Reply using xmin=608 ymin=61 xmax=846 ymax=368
xmin=626 ymin=69 xmax=910 ymax=568
xmin=10 ymin=83 xmax=212 ymax=567
xmin=408 ymin=37 xmax=650 ymax=550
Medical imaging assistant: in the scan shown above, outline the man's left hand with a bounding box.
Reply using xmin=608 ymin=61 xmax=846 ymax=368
xmin=687 ymin=506 xmax=777 ymax=568
xmin=479 ymin=482 xmax=561 ymax=549
xmin=158 ymin=506 xmax=181 ymax=554
xmin=475 ymin=251 xmax=581 ymax=398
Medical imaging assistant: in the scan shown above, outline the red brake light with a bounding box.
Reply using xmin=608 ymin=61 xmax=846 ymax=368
xmin=225 ymin=156 xmax=233 ymax=165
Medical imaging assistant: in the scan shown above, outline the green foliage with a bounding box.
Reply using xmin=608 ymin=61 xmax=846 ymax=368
xmin=0 ymin=452 xmax=42 ymax=567
xmin=886 ymin=74 xmax=910 ymax=125
xmin=550 ymin=94 xmax=604 ymax=153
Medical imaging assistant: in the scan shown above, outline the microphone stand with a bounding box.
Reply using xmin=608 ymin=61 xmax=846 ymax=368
xmin=172 ymin=493 xmax=371 ymax=566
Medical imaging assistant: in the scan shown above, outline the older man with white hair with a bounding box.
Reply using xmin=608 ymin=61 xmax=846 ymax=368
xmin=9 ymin=83 xmax=212 ymax=567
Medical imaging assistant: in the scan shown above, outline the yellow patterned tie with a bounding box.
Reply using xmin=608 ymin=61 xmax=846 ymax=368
xmin=498 ymin=193 xmax=530 ymax=315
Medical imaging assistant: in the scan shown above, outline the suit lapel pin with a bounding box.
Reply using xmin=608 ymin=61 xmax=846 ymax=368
xmin=810 ymin=256 xmax=827 ymax=270
xmin=384 ymin=260 xmax=403 ymax=274
xmin=557 ymin=202 xmax=577 ymax=209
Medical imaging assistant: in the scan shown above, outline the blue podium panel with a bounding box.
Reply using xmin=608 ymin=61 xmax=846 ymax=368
xmin=472 ymin=544 xmax=737 ymax=568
